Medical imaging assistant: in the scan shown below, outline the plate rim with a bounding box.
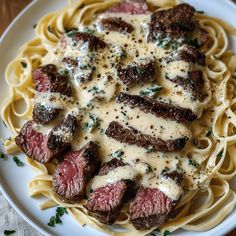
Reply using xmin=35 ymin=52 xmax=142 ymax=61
xmin=0 ymin=1 xmax=236 ymax=236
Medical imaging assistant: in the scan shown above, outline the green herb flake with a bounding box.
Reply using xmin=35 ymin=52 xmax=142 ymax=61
xmin=55 ymin=214 xmax=62 ymax=224
xmin=0 ymin=153 xmax=5 ymax=159
xmin=56 ymin=207 xmax=68 ymax=217
xmin=196 ymin=10 xmax=204 ymax=14
xmin=189 ymin=38 xmax=200 ymax=48
xmin=33 ymin=23 xmax=37 ymax=29
xmin=13 ymin=156 xmax=24 ymax=167
xmin=48 ymin=216 xmax=57 ymax=227
xmin=4 ymin=230 xmax=16 ymax=235
xmin=20 ymin=61 xmax=27 ymax=68
xmin=189 ymin=159 xmax=199 ymax=168
xmin=217 ymin=150 xmax=223 ymax=158
xmin=140 ymin=85 xmax=163 ymax=98
xmin=145 ymin=147 xmax=155 ymax=153
xmin=66 ymin=29 xmax=79 ymax=38
xmin=83 ymin=113 xmax=101 ymax=132
xmin=48 ymin=25 xmax=54 ymax=34
xmin=206 ymin=128 xmax=212 ymax=137
xmin=83 ymin=27 xmax=95 ymax=35
xmin=113 ymin=149 xmax=124 ymax=158
xmin=163 ymin=230 xmax=171 ymax=236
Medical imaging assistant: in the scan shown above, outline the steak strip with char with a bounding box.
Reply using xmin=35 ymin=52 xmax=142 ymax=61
xmin=86 ymin=159 xmax=135 ymax=224
xmin=117 ymin=93 xmax=197 ymax=123
xmin=100 ymin=17 xmax=134 ymax=34
xmin=53 ymin=141 xmax=100 ymax=202
xmin=105 ymin=121 xmax=188 ymax=152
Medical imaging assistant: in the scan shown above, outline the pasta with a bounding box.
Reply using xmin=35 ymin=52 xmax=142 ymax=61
xmin=1 ymin=0 xmax=236 ymax=235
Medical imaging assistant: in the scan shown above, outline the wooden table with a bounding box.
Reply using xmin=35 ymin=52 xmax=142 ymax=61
xmin=0 ymin=0 xmax=236 ymax=235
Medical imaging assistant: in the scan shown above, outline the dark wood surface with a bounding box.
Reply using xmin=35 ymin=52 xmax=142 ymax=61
xmin=0 ymin=0 xmax=236 ymax=235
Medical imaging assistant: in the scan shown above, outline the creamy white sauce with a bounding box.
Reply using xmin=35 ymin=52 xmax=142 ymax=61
xmin=37 ymin=12 xmax=211 ymax=199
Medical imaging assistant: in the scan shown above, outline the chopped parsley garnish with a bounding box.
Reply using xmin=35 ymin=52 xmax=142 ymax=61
xmin=145 ymin=147 xmax=155 ymax=153
xmin=86 ymin=100 xmax=94 ymax=109
xmin=83 ymin=27 xmax=95 ymax=34
xmin=189 ymin=159 xmax=199 ymax=168
xmin=136 ymin=66 xmax=146 ymax=76
xmin=112 ymin=149 xmax=124 ymax=158
xmin=83 ymin=113 xmax=101 ymax=132
xmin=161 ymin=167 xmax=170 ymax=174
xmin=33 ymin=23 xmax=37 ymax=28
xmin=48 ymin=207 xmax=68 ymax=227
xmin=163 ymin=230 xmax=171 ymax=236
xmin=87 ymin=86 xmax=105 ymax=95
xmin=20 ymin=61 xmax=27 ymax=68
xmin=206 ymin=128 xmax=212 ymax=137
xmin=56 ymin=207 xmax=68 ymax=217
xmin=0 ymin=153 xmax=5 ymax=159
xmin=196 ymin=10 xmax=204 ymax=14
xmin=217 ymin=150 xmax=223 ymax=158
xmin=189 ymin=38 xmax=200 ymax=48
xmin=47 ymin=25 xmax=54 ymax=34
xmin=66 ymin=29 xmax=79 ymax=38
xmin=13 ymin=156 xmax=24 ymax=167
xmin=4 ymin=230 xmax=16 ymax=235
xmin=140 ymin=85 xmax=163 ymax=98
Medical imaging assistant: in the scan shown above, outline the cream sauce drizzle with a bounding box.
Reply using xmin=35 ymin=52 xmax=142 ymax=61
xmin=38 ymin=11 xmax=210 ymax=199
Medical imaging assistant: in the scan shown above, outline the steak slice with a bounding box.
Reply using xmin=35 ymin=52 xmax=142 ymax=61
xmin=117 ymin=93 xmax=197 ymax=123
xmin=164 ymin=45 xmax=205 ymax=101
xmin=32 ymin=104 xmax=60 ymax=125
xmin=15 ymin=121 xmax=67 ymax=163
xmin=130 ymin=171 xmax=183 ymax=230
xmin=117 ymin=60 xmax=156 ymax=87
xmin=130 ymin=187 xmax=175 ymax=230
xmin=52 ymin=141 xmax=100 ymax=201
xmin=32 ymin=64 xmax=72 ymax=95
xmin=62 ymin=31 xmax=106 ymax=51
xmin=32 ymin=64 xmax=72 ymax=124
xmin=163 ymin=45 xmax=205 ymax=66
xmin=105 ymin=121 xmax=187 ymax=152
xmin=148 ymin=3 xmax=195 ymax=42
xmin=86 ymin=159 xmax=135 ymax=224
xmin=107 ymin=0 xmax=148 ymax=14
xmin=47 ymin=114 xmax=77 ymax=150
xmin=100 ymin=17 xmax=134 ymax=34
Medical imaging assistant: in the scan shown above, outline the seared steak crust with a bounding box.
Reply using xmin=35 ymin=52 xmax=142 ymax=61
xmin=105 ymin=121 xmax=187 ymax=152
xmin=148 ymin=3 xmax=196 ymax=42
xmin=130 ymin=187 xmax=176 ymax=230
xmin=15 ymin=121 xmax=65 ymax=163
xmin=100 ymin=17 xmax=134 ymax=34
xmin=32 ymin=104 xmax=60 ymax=125
xmin=53 ymin=141 xmax=100 ymax=201
xmin=71 ymin=32 xmax=106 ymax=51
xmin=117 ymin=60 xmax=156 ymax=87
xmin=117 ymin=93 xmax=197 ymax=123
xmin=48 ymin=114 xmax=77 ymax=150
xmin=86 ymin=159 xmax=135 ymax=224
xmin=32 ymin=64 xmax=72 ymax=96
xmin=164 ymin=45 xmax=205 ymax=66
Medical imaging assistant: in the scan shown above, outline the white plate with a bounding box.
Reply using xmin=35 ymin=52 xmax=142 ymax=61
xmin=0 ymin=0 xmax=236 ymax=235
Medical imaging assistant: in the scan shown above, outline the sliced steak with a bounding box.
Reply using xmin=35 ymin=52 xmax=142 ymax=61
xmin=117 ymin=60 xmax=156 ymax=87
xmin=107 ymin=0 xmax=148 ymax=14
xmin=100 ymin=17 xmax=134 ymax=34
xmin=105 ymin=121 xmax=187 ymax=152
xmin=86 ymin=159 xmax=135 ymax=224
xmin=32 ymin=64 xmax=72 ymax=124
xmin=164 ymin=45 xmax=205 ymax=101
xmin=130 ymin=171 xmax=183 ymax=230
xmin=32 ymin=104 xmax=60 ymax=125
xmin=117 ymin=93 xmax=197 ymax=123
xmin=52 ymin=141 xmax=100 ymax=201
xmin=32 ymin=64 xmax=72 ymax=95
xmin=47 ymin=114 xmax=77 ymax=150
xmin=62 ymin=31 xmax=106 ymax=51
xmin=148 ymin=3 xmax=208 ymax=47
xmin=163 ymin=45 xmax=205 ymax=66
xmin=130 ymin=187 xmax=175 ymax=230
xmin=148 ymin=3 xmax=195 ymax=42
xmin=15 ymin=121 xmax=67 ymax=163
